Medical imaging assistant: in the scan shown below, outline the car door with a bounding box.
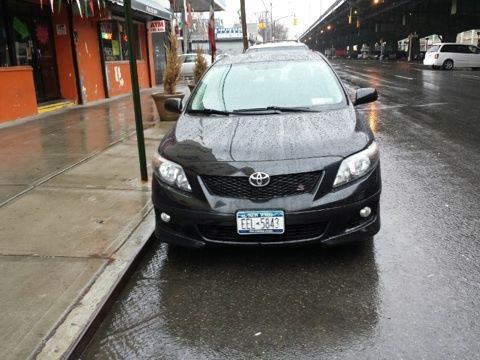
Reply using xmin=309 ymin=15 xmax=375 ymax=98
xmin=466 ymin=45 xmax=480 ymax=67
xmin=440 ymin=44 xmax=455 ymax=65
xmin=456 ymin=45 xmax=471 ymax=67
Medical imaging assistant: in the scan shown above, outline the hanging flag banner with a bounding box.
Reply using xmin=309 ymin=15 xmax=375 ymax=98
xmin=208 ymin=0 xmax=216 ymax=60
xmin=186 ymin=2 xmax=193 ymax=29
xmin=147 ymin=20 xmax=166 ymax=33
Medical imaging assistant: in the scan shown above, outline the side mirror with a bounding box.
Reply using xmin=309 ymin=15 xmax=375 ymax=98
xmin=164 ymin=98 xmax=182 ymax=113
xmin=354 ymin=88 xmax=378 ymax=106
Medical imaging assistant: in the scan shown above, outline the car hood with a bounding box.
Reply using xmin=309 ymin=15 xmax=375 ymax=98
xmin=160 ymin=107 xmax=372 ymax=163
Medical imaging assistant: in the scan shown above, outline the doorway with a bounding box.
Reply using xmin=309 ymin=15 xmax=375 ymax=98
xmin=151 ymin=31 xmax=167 ymax=85
xmin=6 ymin=0 xmax=61 ymax=103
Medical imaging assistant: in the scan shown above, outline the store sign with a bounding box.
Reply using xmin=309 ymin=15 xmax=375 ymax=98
xmin=56 ymin=24 xmax=67 ymax=36
xmin=216 ymin=27 xmax=243 ymax=40
xmin=148 ymin=21 xmax=166 ymax=33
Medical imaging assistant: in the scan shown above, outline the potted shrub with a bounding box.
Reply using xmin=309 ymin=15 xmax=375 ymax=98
xmin=152 ymin=31 xmax=184 ymax=121
xmin=188 ymin=47 xmax=209 ymax=92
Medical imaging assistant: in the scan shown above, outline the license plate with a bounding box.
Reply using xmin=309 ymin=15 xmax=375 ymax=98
xmin=236 ymin=210 xmax=285 ymax=235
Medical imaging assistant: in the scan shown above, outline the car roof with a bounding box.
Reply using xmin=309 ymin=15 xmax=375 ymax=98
xmin=248 ymin=41 xmax=308 ymax=50
xmin=214 ymin=50 xmax=323 ymax=66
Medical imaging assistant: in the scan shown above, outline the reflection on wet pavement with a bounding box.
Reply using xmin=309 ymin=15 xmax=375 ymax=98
xmin=0 ymin=93 xmax=159 ymax=204
xmin=83 ymin=243 xmax=379 ymax=359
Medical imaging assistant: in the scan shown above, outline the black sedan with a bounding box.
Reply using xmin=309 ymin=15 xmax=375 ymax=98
xmin=152 ymin=51 xmax=381 ymax=248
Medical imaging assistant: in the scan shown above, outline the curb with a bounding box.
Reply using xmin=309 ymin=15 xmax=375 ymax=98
xmin=35 ymin=209 xmax=156 ymax=359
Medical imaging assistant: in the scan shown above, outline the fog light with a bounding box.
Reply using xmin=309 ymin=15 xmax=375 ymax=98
xmin=160 ymin=212 xmax=171 ymax=223
xmin=359 ymin=207 xmax=372 ymax=218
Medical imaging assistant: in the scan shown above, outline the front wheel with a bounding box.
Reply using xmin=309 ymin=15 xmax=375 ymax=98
xmin=443 ymin=59 xmax=454 ymax=70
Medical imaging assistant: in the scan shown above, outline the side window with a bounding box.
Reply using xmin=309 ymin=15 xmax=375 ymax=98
xmin=457 ymin=45 xmax=469 ymax=53
xmin=440 ymin=45 xmax=454 ymax=53
xmin=440 ymin=45 xmax=452 ymax=52
xmin=184 ymin=55 xmax=195 ymax=63
xmin=468 ymin=45 xmax=479 ymax=54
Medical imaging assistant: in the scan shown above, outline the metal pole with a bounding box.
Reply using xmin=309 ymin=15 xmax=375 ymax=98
xmin=124 ymin=0 xmax=148 ymax=181
xmin=270 ymin=2 xmax=273 ymax=41
xmin=240 ymin=0 xmax=248 ymax=50
xmin=182 ymin=0 xmax=188 ymax=53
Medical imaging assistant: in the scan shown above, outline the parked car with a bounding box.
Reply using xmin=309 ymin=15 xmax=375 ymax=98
xmin=152 ymin=51 xmax=381 ymax=248
xmin=424 ymin=43 xmax=480 ymax=70
xmin=385 ymin=50 xmax=407 ymax=61
xmin=179 ymin=53 xmax=212 ymax=78
xmin=246 ymin=41 xmax=309 ymax=53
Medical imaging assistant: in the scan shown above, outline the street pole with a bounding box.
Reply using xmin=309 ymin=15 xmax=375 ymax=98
xmin=270 ymin=2 xmax=273 ymax=41
xmin=240 ymin=0 xmax=248 ymax=50
xmin=124 ymin=0 xmax=148 ymax=182
xmin=182 ymin=0 xmax=188 ymax=53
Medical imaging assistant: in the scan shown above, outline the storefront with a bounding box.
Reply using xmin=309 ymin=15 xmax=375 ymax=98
xmin=0 ymin=0 xmax=171 ymax=123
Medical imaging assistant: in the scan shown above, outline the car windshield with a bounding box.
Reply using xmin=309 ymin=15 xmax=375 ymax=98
xmin=188 ymin=59 xmax=345 ymax=113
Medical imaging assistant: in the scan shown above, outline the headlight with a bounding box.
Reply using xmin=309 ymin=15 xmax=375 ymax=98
xmin=333 ymin=141 xmax=379 ymax=188
xmin=152 ymin=153 xmax=192 ymax=192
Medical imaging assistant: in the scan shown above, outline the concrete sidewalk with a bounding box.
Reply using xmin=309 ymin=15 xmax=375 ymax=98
xmin=0 ymin=88 xmax=183 ymax=359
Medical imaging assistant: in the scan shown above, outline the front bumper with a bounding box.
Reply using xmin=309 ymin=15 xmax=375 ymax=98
xmin=152 ymin=165 xmax=381 ymax=248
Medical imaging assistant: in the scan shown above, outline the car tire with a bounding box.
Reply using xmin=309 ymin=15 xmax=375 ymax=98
xmin=443 ymin=59 xmax=454 ymax=70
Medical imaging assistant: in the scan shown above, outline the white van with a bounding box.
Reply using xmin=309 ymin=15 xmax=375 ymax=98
xmin=423 ymin=43 xmax=480 ymax=70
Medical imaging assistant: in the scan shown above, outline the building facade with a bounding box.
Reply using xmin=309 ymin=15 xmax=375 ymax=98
xmin=0 ymin=0 xmax=171 ymax=123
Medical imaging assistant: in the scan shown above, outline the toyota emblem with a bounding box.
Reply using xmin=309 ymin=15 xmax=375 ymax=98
xmin=249 ymin=172 xmax=270 ymax=187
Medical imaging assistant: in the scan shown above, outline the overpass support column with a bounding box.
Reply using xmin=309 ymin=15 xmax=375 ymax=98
xmin=441 ymin=33 xmax=458 ymax=43
xmin=407 ymin=33 xmax=420 ymax=62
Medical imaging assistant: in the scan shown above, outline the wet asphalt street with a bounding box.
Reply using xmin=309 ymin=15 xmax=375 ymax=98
xmin=81 ymin=60 xmax=480 ymax=359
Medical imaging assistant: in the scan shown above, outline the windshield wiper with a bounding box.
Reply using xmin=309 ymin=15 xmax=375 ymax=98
xmin=233 ymin=106 xmax=319 ymax=113
xmin=187 ymin=108 xmax=233 ymax=116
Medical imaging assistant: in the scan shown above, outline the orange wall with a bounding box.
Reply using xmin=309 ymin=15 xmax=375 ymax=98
xmin=74 ymin=16 xmax=106 ymax=102
xmin=52 ymin=8 xmax=78 ymax=101
xmin=139 ymin=24 xmax=151 ymax=87
xmin=106 ymin=60 xmax=149 ymax=97
xmin=0 ymin=67 xmax=37 ymax=122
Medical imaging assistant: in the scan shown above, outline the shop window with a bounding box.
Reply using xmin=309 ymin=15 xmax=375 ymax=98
xmin=0 ymin=6 xmax=11 ymax=66
xmin=100 ymin=20 xmax=142 ymax=62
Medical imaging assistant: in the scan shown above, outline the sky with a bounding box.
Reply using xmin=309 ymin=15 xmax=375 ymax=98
xmin=218 ymin=0 xmax=336 ymax=39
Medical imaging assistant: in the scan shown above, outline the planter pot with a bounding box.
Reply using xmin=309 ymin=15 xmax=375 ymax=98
xmin=152 ymin=92 xmax=185 ymax=121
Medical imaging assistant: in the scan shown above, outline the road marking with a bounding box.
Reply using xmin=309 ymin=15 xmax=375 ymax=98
xmin=456 ymin=74 xmax=480 ymax=80
xmin=394 ymin=75 xmax=414 ymax=80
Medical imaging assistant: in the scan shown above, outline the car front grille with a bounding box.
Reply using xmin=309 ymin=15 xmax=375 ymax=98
xmin=198 ymin=222 xmax=327 ymax=243
xmin=201 ymin=171 xmax=323 ymax=200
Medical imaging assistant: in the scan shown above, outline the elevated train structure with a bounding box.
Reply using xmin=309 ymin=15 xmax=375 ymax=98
xmin=300 ymin=0 xmax=480 ymax=59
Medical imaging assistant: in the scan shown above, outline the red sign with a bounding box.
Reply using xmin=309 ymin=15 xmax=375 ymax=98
xmin=147 ymin=21 xmax=166 ymax=33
